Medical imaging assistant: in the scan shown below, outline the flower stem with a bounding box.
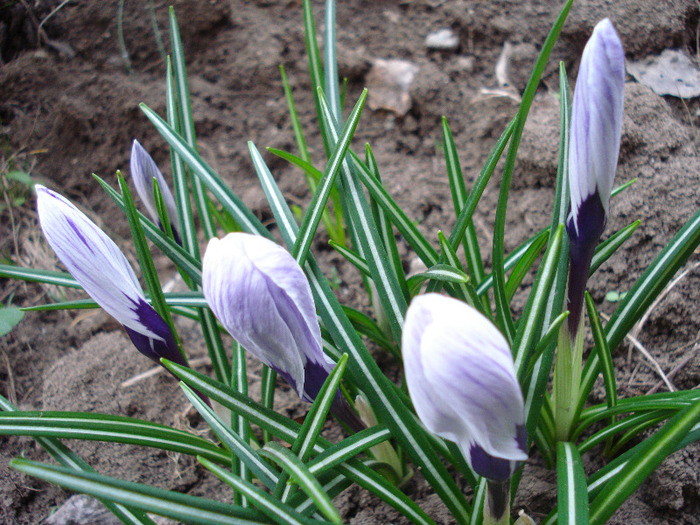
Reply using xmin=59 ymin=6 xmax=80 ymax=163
xmin=484 ymin=479 xmax=511 ymax=525
xmin=553 ymin=314 xmax=585 ymax=441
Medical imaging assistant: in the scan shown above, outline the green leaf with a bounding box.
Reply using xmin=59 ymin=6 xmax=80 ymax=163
xmin=406 ymin=264 xmax=470 ymax=297
xmin=588 ymin=399 xmax=700 ymax=525
xmin=11 ymin=459 xmax=266 ymax=525
xmin=578 ymin=209 xmax=700 ymax=422
xmin=162 ymin=360 xmax=438 ymax=525
xmin=556 ymin=442 xmax=589 ymax=525
xmin=0 ymin=396 xmax=155 ymax=525
xmin=260 ymin=443 xmax=341 ymax=524
xmin=0 ymin=305 xmax=24 ymax=336
xmin=292 ymin=89 xmax=367 ymax=266
xmin=0 ymin=411 xmax=230 ymax=465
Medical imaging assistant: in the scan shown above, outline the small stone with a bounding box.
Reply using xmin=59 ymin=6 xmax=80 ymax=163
xmin=424 ymin=28 xmax=459 ymax=51
xmin=45 ymin=495 xmax=120 ymax=525
xmin=366 ymin=59 xmax=419 ymax=116
xmin=627 ymin=49 xmax=700 ymax=98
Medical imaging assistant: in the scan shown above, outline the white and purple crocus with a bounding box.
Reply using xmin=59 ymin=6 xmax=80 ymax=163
xmin=202 ymin=232 xmax=363 ymax=430
xmin=130 ymin=139 xmax=181 ymax=245
xmin=566 ymin=18 xmax=625 ymax=333
xmin=36 ymin=185 xmax=187 ymax=370
xmin=402 ymin=293 xmax=527 ymax=482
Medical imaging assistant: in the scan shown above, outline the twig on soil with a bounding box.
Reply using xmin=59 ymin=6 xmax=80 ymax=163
xmin=121 ymin=356 xmax=211 ymax=387
xmin=600 ymin=310 xmax=676 ymax=392
xmin=628 ymin=260 xmax=700 ymax=363
xmin=646 ymin=345 xmax=697 ymax=395
xmin=1 ymin=348 xmax=17 ymax=406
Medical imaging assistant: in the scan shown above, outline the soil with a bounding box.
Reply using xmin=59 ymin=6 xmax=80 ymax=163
xmin=1 ymin=1 xmax=699 ymax=524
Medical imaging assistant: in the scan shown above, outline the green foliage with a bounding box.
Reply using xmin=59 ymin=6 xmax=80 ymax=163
xmin=2 ymin=1 xmax=699 ymax=524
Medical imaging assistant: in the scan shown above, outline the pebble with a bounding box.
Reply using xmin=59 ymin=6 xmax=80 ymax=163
xmin=424 ymin=28 xmax=459 ymax=51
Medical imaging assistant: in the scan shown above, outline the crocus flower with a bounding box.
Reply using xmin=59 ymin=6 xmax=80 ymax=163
xmin=402 ymin=293 xmax=527 ymax=481
xmin=202 ymin=232 xmax=362 ymax=430
xmin=36 ymin=185 xmax=187 ymax=369
xmin=566 ymin=18 xmax=625 ymax=332
xmin=130 ymin=139 xmax=181 ymax=245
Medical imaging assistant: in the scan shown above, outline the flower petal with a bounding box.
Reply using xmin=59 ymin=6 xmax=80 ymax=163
xmin=402 ymin=294 xmax=527 ymax=479
xmin=568 ymin=18 xmax=625 ymax=235
xmin=130 ymin=140 xmax=180 ymax=242
xmin=202 ymin=233 xmax=325 ymax=397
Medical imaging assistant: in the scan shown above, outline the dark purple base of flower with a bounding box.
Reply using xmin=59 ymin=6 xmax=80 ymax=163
xmin=566 ymin=191 xmax=607 ymax=333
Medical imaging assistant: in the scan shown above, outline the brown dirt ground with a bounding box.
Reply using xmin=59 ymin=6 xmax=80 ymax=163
xmin=1 ymin=1 xmax=699 ymax=524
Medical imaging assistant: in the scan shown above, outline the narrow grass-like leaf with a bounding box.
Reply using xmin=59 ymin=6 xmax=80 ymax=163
xmin=11 ymin=459 xmax=266 ymax=525
xmin=0 ymin=396 xmax=155 ymax=525
xmin=302 ymin=0 xmax=331 ymax=157
xmin=448 ymin=118 xmax=516 ymax=250
xmin=442 ymin=116 xmax=485 ymax=286
xmin=342 ymin=306 xmax=399 ymax=357
xmin=0 ymin=264 xmax=79 ymax=288
xmin=329 ymin=240 xmax=370 ymax=275
xmin=280 ymin=65 xmax=311 ymax=163
xmin=512 ymin=225 xmax=564 ymax=374
xmin=589 ymin=220 xmax=640 ymax=275
xmin=306 ymin=426 xmax=392 ymax=476
xmin=407 ymin=265 xmax=470 ymax=296
xmin=274 ymin=355 xmax=348 ymax=503
xmin=293 ymin=89 xmax=367 ymax=266
xmin=260 ymin=365 xmax=277 ymax=444
xmin=556 ymin=442 xmax=589 ymax=525
xmin=578 ymin=209 xmax=700 ymax=421
xmin=365 ymin=145 xmax=410 ymax=301
xmin=199 ymin=456 xmax=330 ymax=525
xmin=140 ymin=104 xmax=269 ymax=238
xmin=585 ymin=291 xmax=616 ymax=450
xmin=316 ymin=91 xmax=407 ymax=342
xmin=181 ymin=384 xmax=278 ymax=490
xmin=505 ymin=229 xmax=549 ymax=301
xmin=350 ymin=152 xmax=439 ymax=266
xmin=578 ymin=411 xmax=670 ymax=454
xmin=491 ymin=0 xmax=573 ymax=345
xmin=261 ymin=443 xmax=341 ymax=524
xmin=163 ymin=361 xmax=439 ymax=525
xmin=436 ymin=231 xmax=484 ymax=311
xmin=323 ymin=0 xmax=341 ymax=123
xmin=518 ymin=62 xmax=572 ymax=464
xmin=0 ymin=412 xmax=230 ymax=465
xmin=588 ymin=399 xmax=700 ymax=525
xmin=94 ymin=175 xmax=202 ymax=284
xmin=169 ymin=8 xmax=216 ymax=241
xmin=118 ymin=173 xmax=184 ymax=361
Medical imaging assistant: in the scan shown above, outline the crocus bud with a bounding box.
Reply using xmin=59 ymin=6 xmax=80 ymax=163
xmin=402 ymin=293 xmax=527 ymax=481
xmin=202 ymin=233 xmax=363 ymax=430
xmin=566 ymin=18 xmax=625 ymax=331
xmin=130 ymin=139 xmax=181 ymax=245
xmin=36 ymin=185 xmax=186 ymax=369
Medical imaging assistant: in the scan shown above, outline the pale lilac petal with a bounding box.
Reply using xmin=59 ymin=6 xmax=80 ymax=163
xmin=36 ymin=185 xmax=186 ymax=367
xmin=130 ymin=140 xmax=180 ymax=242
xmin=202 ymin=234 xmax=318 ymax=397
xmin=402 ymin=294 xmax=527 ymax=480
xmin=568 ymin=18 xmax=625 ymax=235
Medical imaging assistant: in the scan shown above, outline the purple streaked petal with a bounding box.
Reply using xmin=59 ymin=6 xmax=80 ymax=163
xmin=402 ymin=294 xmax=528 ymax=480
xmin=469 ymin=445 xmax=518 ymax=481
xmin=202 ymin=234 xmax=314 ymax=397
xmin=565 ymin=190 xmax=607 ymax=332
xmin=568 ymin=19 xmax=624 ymax=236
xmin=124 ymin=297 xmax=187 ymax=366
xmin=130 ymin=140 xmax=180 ymax=242
xmin=36 ymin=186 xmax=158 ymax=341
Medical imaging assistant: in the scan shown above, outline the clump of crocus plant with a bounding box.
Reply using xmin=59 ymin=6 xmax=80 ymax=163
xmin=36 ymin=185 xmax=188 ymax=370
xmin=202 ymin=232 xmax=363 ymax=431
xmin=402 ymin=293 xmax=527 ymax=524
xmin=130 ymin=139 xmax=181 ymax=245
xmin=554 ymin=18 xmax=625 ymax=440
